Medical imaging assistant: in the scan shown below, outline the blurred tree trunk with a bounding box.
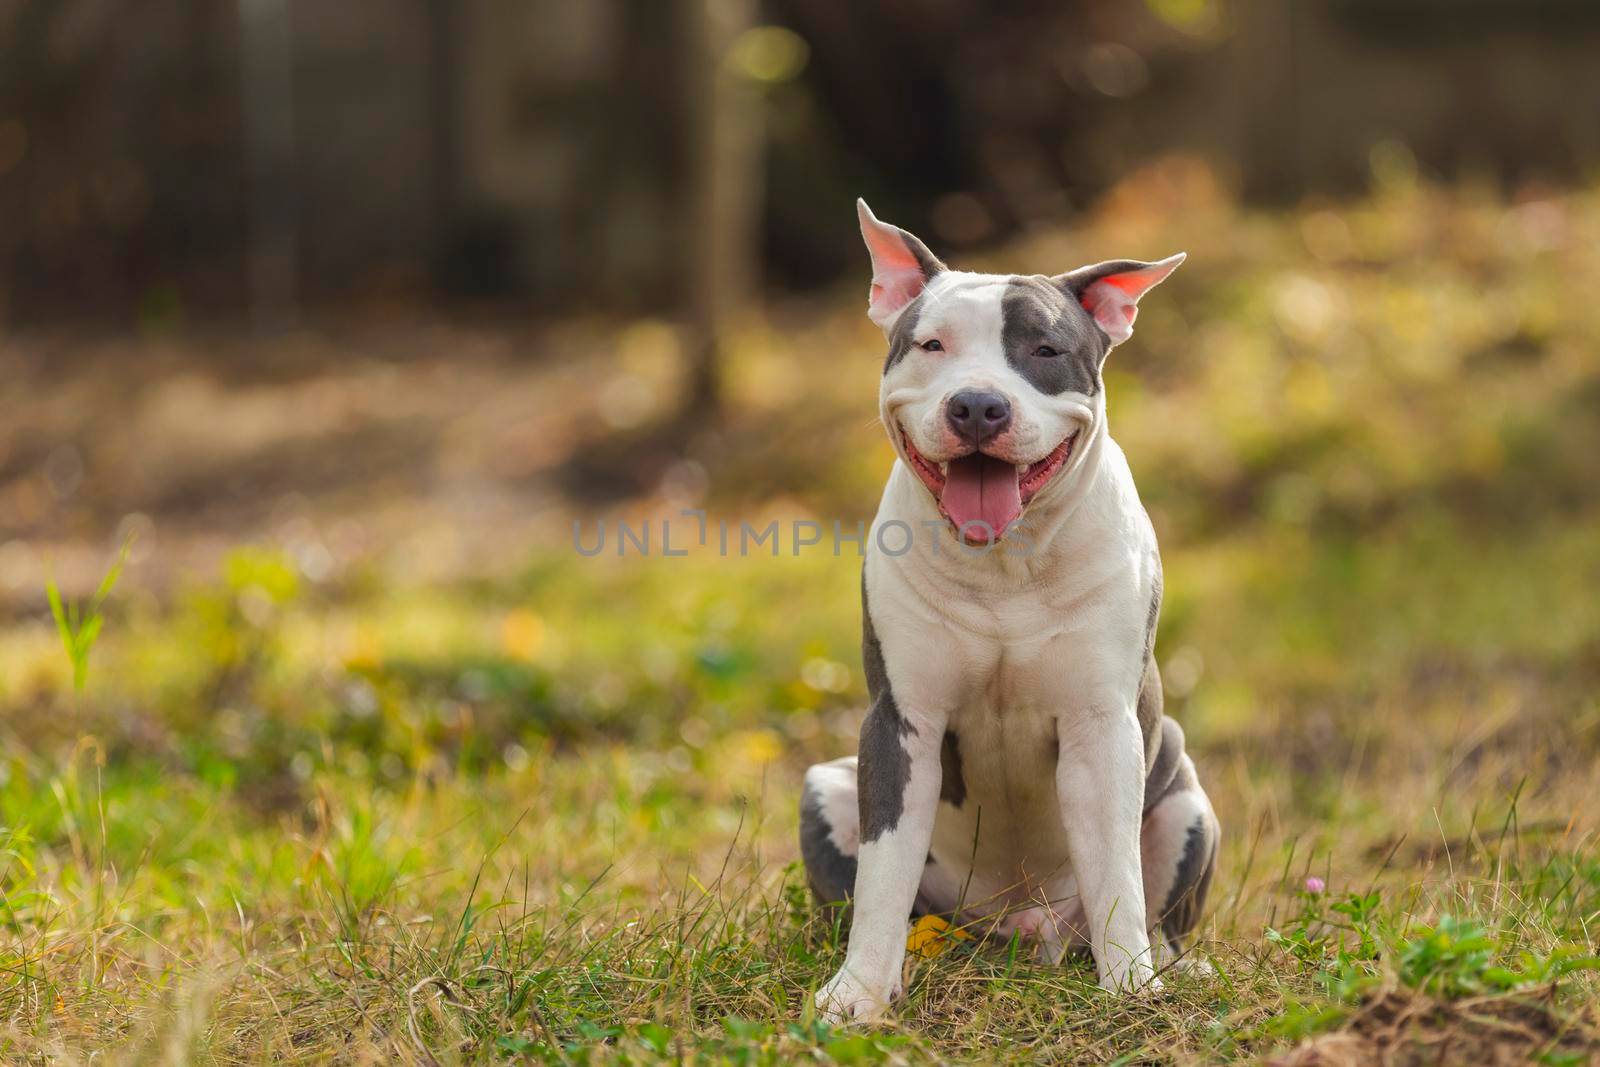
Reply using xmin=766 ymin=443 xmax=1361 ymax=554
xmin=426 ymin=0 xmax=460 ymax=265
xmin=0 ymin=0 xmax=158 ymax=321
xmin=238 ymin=0 xmax=298 ymax=331
xmin=678 ymin=0 xmax=761 ymax=427
xmin=1232 ymin=0 xmax=1304 ymax=202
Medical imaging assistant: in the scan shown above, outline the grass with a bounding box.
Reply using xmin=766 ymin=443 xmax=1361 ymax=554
xmin=3 ymin=170 xmax=1600 ymax=1062
xmin=44 ymin=535 xmax=132 ymax=695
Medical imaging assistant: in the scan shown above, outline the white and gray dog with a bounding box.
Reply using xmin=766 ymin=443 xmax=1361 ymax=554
xmin=801 ymin=201 xmax=1220 ymax=1023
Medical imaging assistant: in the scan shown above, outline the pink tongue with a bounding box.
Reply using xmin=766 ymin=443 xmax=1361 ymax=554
xmin=939 ymin=454 xmax=1022 ymax=539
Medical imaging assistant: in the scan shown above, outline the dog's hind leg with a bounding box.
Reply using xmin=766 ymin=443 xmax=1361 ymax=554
xmin=800 ymin=755 xmax=957 ymax=915
xmin=799 ymin=757 xmax=861 ymax=906
xmin=1140 ymin=718 xmax=1220 ymax=972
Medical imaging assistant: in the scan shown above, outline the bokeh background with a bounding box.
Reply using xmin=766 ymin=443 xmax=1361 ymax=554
xmin=6 ymin=0 xmax=1600 ymax=585
xmin=3 ymin=1 xmax=1600 ymax=1060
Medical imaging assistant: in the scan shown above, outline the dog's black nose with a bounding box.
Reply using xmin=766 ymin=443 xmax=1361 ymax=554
xmin=945 ymin=390 xmax=1012 ymax=445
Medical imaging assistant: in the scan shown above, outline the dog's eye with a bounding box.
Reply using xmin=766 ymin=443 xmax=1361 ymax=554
xmin=919 ymin=339 xmax=944 ymax=352
xmin=1035 ymin=345 xmax=1058 ymax=358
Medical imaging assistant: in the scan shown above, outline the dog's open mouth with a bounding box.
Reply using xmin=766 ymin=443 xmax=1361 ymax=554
xmin=903 ymin=432 xmax=1078 ymax=544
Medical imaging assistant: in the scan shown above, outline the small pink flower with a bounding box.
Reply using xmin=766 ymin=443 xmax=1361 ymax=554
xmin=1304 ymin=876 xmax=1326 ymax=894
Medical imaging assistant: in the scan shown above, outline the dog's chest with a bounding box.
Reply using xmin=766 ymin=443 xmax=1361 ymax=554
xmin=941 ymin=622 xmax=1075 ymax=795
xmin=897 ymin=576 xmax=1122 ymax=718
xmin=889 ymin=579 xmax=1144 ymax=885
xmin=925 ymin=628 xmax=1082 ymax=895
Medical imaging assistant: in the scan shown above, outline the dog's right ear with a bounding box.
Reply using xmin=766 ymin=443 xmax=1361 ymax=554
xmin=857 ymin=199 xmax=945 ymax=330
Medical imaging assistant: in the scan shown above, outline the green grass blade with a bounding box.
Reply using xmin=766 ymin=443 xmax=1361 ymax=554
xmin=91 ymin=534 xmax=135 ymax=609
xmin=45 ymin=573 xmax=70 ymax=647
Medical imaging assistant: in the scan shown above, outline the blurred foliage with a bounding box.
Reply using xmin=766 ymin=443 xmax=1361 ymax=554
xmin=4 ymin=172 xmax=1600 ymax=801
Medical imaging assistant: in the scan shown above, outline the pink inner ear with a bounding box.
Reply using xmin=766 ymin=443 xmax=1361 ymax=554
xmin=1101 ymin=272 xmax=1149 ymax=295
xmin=869 ymin=268 xmax=927 ymax=318
xmin=859 ymin=202 xmax=933 ymax=325
xmin=1075 ymin=257 xmax=1182 ymax=344
xmin=863 ymin=223 xmax=923 ymax=275
xmin=1089 ymin=261 xmax=1177 ymax=300
xmin=1080 ymin=284 xmax=1139 ymax=344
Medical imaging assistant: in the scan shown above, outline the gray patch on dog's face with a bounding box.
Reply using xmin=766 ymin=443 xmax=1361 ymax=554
xmin=860 ymin=569 xmax=915 ymax=842
xmin=939 ymin=730 xmax=966 ymax=807
xmin=883 ymin=291 xmax=926 ymax=374
xmin=1001 ymin=275 xmax=1108 ymax=396
xmin=880 ymin=229 xmax=945 ymax=374
xmin=799 ymin=790 xmax=858 ymax=906
xmin=901 ymin=228 xmax=947 ymax=279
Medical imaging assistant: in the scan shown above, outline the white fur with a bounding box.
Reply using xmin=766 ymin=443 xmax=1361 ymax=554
xmin=817 ymin=267 xmax=1167 ymax=1023
xmin=885 ymin=272 xmax=1092 ymax=472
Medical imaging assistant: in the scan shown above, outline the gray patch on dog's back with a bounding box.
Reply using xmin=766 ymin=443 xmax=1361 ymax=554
xmin=858 ymin=693 xmax=914 ymax=842
xmin=1159 ymin=814 xmax=1217 ymax=939
xmin=1001 ymin=276 xmax=1107 ymax=396
xmin=861 ymin=569 xmax=890 ymax=700
xmin=1143 ymin=714 xmax=1187 ymax=812
xmin=860 ymin=568 xmax=915 ymax=842
xmin=1137 ymin=565 xmax=1165 ymax=773
xmin=799 ymin=789 xmax=858 ymax=906
xmin=1144 ymin=563 xmax=1163 ymax=661
xmin=939 ymin=730 xmax=966 ymax=807
xmin=1137 ymin=658 xmax=1165 ymax=771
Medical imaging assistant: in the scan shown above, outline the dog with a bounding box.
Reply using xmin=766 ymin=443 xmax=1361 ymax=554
xmin=800 ymin=200 xmax=1220 ymax=1023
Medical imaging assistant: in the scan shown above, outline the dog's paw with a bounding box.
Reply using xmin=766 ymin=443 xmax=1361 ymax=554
xmin=1096 ymin=959 xmax=1162 ymax=996
xmin=1151 ymin=938 xmax=1216 ymax=979
xmin=1163 ymin=954 xmax=1215 ymax=978
xmin=815 ymin=969 xmax=894 ymax=1025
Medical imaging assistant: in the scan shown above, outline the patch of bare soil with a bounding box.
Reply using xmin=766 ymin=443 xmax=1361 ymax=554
xmin=0 ymin=317 xmax=662 ymax=610
xmin=1270 ymin=985 xmax=1599 ymax=1067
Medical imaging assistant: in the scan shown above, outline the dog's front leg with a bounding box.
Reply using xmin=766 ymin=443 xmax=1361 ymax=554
xmin=816 ymin=699 xmax=943 ymax=1024
xmin=1056 ymin=702 xmax=1156 ymax=993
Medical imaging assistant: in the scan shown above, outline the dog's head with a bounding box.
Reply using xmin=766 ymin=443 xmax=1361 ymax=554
xmin=858 ymin=198 xmax=1182 ymax=545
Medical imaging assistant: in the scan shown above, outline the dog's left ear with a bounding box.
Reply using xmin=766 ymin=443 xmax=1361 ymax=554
xmin=857 ymin=198 xmax=946 ymax=330
xmin=1057 ymin=253 xmax=1185 ymax=346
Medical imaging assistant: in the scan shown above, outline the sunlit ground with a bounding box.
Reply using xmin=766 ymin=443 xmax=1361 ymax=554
xmin=2 ymin=164 xmax=1599 ymax=1062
